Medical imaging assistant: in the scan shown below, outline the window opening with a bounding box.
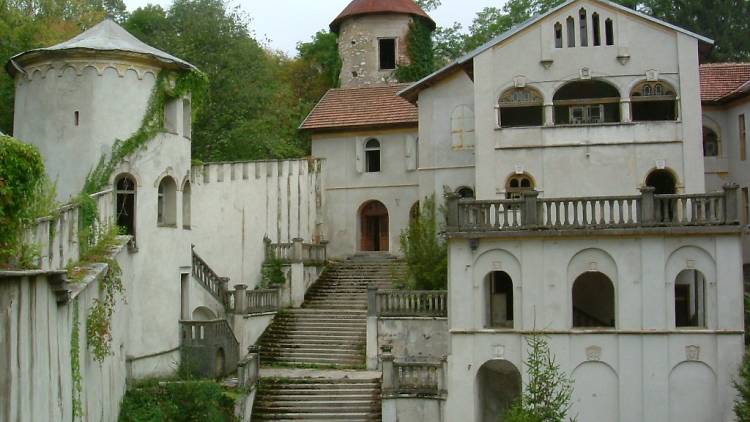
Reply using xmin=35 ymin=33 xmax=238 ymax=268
xmin=74 ymin=111 xmax=80 ymax=126
xmin=592 ymin=13 xmax=601 ymax=46
xmin=605 ymin=18 xmax=614 ymax=45
xmin=451 ymin=105 xmax=475 ymax=148
xmin=499 ymin=87 xmax=544 ymax=127
xmin=506 ymin=174 xmax=534 ymax=199
xmin=157 ymin=176 xmax=177 ymax=226
xmin=365 ymin=139 xmax=381 ymax=173
xmin=554 ymin=22 xmax=563 ymax=48
xmin=572 ymin=272 xmax=615 ymax=328
xmin=566 ymin=16 xmax=576 ymax=47
xmin=645 ymin=169 xmax=677 ymax=195
xmin=579 ymin=9 xmax=588 ymax=47
xmin=182 ymin=181 xmax=192 ymax=229
xmin=115 ymin=174 xmax=136 ymax=238
xmin=553 ymin=80 xmax=620 ymax=125
xmin=457 ymin=187 xmax=475 ymax=199
xmin=379 ymin=38 xmax=396 ymax=70
xmin=743 ymin=187 xmax=749 ymax=225
xmin=674 ymin=269 xmax=706 ymax=328
xmin=702 ymin=126 xmax=719 ymax=157
xmin=740 ymin=114 xmax=747 ymax=161
xmin=630 ymin=81 xmax=678 ymax=121
xmin=488 ymin=271 xmax=514 ymax=328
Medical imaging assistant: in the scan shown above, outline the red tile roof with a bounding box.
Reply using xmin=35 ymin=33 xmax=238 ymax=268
xmin=300 ymin=84 xmax=418 ymax=133
xmin=700 ymin=63 xmax=750 ymax=103
xmin=330 ymin=0 xmax=435 ymax=33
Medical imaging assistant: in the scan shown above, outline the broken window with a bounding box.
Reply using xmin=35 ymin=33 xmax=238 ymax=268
xmin=572 ymin=272 xmax=615 ymax=328
xmin=605 ymin=18 xmax=614 ymax=45
xmin=182 ymin=180 xmax=191 ymax=229
xmin=675 ymin=269 xmax=706 ymax=328
xmin=488 ymin=271 xmax=514 ymax=328
xmin=579 ymin=9 xmax=588 ymax=47
xmin=592 ymin=13 xmax=601 ymax=46
xmin=365 ymin=139 xmax=381 ymax=173
xmin=702 ymin=126 xmax=720 ymax=157
xmin=115 ymin=174 xmax=136 ymax=238
xmin=554 ymin=22 xmax=563 ymax=48
xmin=157 ymin=176 xmax=177 ymax=226
xmin=566 ymin=16 xmax=576 ymax=47
xmin=505 ymin=174 xmax=534 ymax=199
xmin=553 ymin=80 xmax=620 ymax=125
xmin=498 ymin=87 xmax=544 ymax=128
xmin=379 ymin=38 xmax=396 ymax=70
xmin=631 ymin=81 xmax=678 ymax=121
xmin=451 ymin=105 xmax=475 ymax=148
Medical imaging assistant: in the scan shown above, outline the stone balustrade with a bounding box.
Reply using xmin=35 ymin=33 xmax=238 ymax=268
xmin=264 ymin=237 xmax=327 ymax=264
xmin=227 ymin=286 xmax=280 ymax=314
xmin=179 ymin=319 xmax=240 ymax=378
xmin=381 ymin=346 xmax=447 ymax=399
xmin=369 ymin=287 xmax=448 ymax=318
xmin=191 ymin=247 xmax=229 ymax=305
xmin=446 ymin=185 xmax=740 ymax=233
xmin=237 ymin=346 xmax=261 ymax=390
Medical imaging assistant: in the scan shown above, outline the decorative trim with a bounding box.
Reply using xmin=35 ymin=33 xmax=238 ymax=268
xmin=23 ymin=59 xmax=159 ymax=81
xmin=586 ymin=345 xmax=602 ymax=361
xmin=685 ymin=345 xmax=700 ymax=361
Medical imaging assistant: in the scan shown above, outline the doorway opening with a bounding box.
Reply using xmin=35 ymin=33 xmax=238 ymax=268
xmin=360 ymin=200 xmax=389 ymax=251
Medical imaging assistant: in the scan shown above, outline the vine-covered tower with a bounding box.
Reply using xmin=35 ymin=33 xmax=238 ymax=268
xmin=330 ymin=0 xmax=435 ymax=88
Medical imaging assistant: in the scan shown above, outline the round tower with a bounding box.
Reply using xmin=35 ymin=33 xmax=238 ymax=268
xmin=330 ymin=0 xmax=435 ymax=88
xmin=6 ymin=19 xmax=196 ymax=200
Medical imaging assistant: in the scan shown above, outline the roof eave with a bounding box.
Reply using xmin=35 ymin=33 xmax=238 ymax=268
xmin=302 ymin=121 xmax=418 ymax=134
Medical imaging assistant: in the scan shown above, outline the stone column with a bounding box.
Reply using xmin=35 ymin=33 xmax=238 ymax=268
xmin=639 ymin=186 xmax=656 ymax=224
xmin=544 ymin=103 xmax=555 ymax=126
xmin=522 ymin=190 xmax=540 ymax=227
xmin=723 ymin=183 xmax=740 ymax=224
xmin=445 ymin=191 xmax=460 ymax=231
xmin=620 ymin=99 xmax=632 ymax=123
xmin=234 ymin=284 xmax=247 ymax=314
xmin=381 ymin=345 xmax=395 ymax=393
xmin=367 ymin=286 xmax=379 ymax=370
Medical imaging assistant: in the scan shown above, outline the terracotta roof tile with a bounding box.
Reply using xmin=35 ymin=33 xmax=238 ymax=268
xmin=300 ymin=84 xmax=418 ymax=132
xmin=330 ymin=0 xmax=435 ymax=32
xmin=700 ymin=63 xmax=750 ymax=103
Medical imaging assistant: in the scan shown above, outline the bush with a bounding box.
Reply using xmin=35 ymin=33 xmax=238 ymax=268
xmin=399 ymin=194 xmax=447 ymax=290
xmin=261 ymin=255 xmax=286 ymax=288
xmin=119 ymin=381 xmax=236 ymax=422
xmin=735 ymin=295 xmax=750 ymax=421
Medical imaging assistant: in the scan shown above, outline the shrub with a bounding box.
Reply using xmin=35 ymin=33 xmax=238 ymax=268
xmin=119 ymin=381 xmax=236 ymax=422
xmin=399 ymin=194 xmax=447 ymax=290
xmin=261 ymin=255 xmax=286 ymax=288
xmin=734 ymin=294 xmax=750 ymax=421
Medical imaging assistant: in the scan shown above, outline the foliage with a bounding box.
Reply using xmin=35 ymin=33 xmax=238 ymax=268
xmin=395 ymin=19 xmax=436 ymax=83
xmin=415 ymin=0 xmax=441 ymax=11
xmin=118 ymin=380 xmax=237 ymax=422
xmin=71 ymin=299 xmax=84 ymax=419
xmin=0 ymin=134 xmax=45 ymax=266
xmin=261 ymin=255 xmax=286 ymax=288
xmin=734 ymin=294 xmax=750 ymax=421
xmin=399 ymin=195 xmax=447 ymax=290
xmin=505 ymin=333 xmax=576 ymax=422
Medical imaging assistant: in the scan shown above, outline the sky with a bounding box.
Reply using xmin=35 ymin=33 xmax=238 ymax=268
xmin=121 ymin=0 xmax=506 ymax=56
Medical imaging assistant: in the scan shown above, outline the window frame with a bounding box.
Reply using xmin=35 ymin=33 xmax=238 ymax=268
xmin=498 ymin=86 xmax=545 ymax=128
xmin=630 ymin=80 xmax=678 ymax=122
xmin=505 ymin=174 xmax=535 ymax=199
xmin=378 ymin=38 xmax=397 ymax=71
xmin=364 ymin=138 xmax=382 ymax=173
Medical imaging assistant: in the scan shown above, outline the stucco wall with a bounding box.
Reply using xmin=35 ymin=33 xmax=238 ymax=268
xmin=377 ymin=317 xmax=448 ymax=363
xmin=383 ymin=397 xmax=443 ymax=422
xmin=190 ymin=159 xmax=323 ymax=287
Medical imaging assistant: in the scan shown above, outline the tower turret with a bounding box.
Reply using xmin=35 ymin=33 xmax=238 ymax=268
xmin=330 ymin=0 xmax=435 ymax=88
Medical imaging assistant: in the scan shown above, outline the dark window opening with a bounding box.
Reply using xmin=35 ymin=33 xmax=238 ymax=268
xmin=365 ymin=139 xmax=381 ymax=173
xmin=499 ymin=87 xmax=544 ymax=128
xmin=74 ymin=111 xmax=80 ymax=126
xmin=506 ymin=174 xmax=534 ymax=199
xmin=605 ymin=18 xmax=614 ymax=45
xmin=675 ymin=269 xmax=706 ymax=328
xmin=457 ymin=187 xmax=475 ymax=199
xmin=379 ymin=38 xmax=396 ymax=70
xmin=572 ymin=272 xmax=615 ymax=328
xmin=646 ymin=169 xmax=677 ymax=194
xmin=579 ymin=9 xmax=588 ymax=47
xmin=554 ymin=22 xmax=563 ymax=48
xmin=157 ymin=176 xmax=177 ymax=226
xmin=566 ymin=17 xmax=576 ymax=47
xmin=553 ymin=80 xmax=621 ymax=125
xmin=182 ymin=181 xmax=191 ymax=229
xmin=592 ymin=13 xmax=601 ymax=46
xmin=488 ymin=271 xmax=514 ymax=328
xmin=631 ymin=81 xmax=678 ymax=121
xmin=115 ymin=175 xmax=136 ymax=238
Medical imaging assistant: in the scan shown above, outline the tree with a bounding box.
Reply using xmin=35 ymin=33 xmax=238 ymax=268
xmin=734 ymin=295 xmax=750 ymax=421
xmin=394 ymin=19 xmax=435 ymax=82
xmin=399 ymin=195 xmax=447 ymax=290
xmin=505 ymin=333 xmax=577 ymax=422
xmin=415 ymin=0 xmax=441 ymax=12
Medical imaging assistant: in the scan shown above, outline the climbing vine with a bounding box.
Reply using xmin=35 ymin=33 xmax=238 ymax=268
xmin=71 ymin=299 xmax=83 ymax=419
xmin=394 ymin=19 xmax=436 ymax=83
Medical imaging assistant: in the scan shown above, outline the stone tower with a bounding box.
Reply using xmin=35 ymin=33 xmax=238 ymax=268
xmin=6 ymin=19 xmax=196 ymax=200
xmin=330 ymin=0 xmax=435 ymax=88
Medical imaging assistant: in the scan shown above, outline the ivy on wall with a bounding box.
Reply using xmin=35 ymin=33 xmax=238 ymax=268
xmin=394 ymin=19 xmax=436 ymax=83
xmin=71 ymin=299 xmax=83 ymax=419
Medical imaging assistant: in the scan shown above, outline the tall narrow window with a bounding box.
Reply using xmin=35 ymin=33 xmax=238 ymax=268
xmin=675 ymin=270 xmax=706 ymax=328
xmin=554 ymin=22 xmax=563 ymax=48
xmin=365 ymin=139 xmax=381 ymax=173
xmin=605 ymin=18 xmax=614 ymax=45
xmin=592 ymin=13 xmax=601 ymax=46
xmin=157 ymin=176 xmax=177 ymax=227
xmin=451 ymin=105 xmax=475 ymax=149
xmin=182 ymin=181 xmax=192 ymax=229
xmin=702 ymin=126 xmax=720 ymax=157
xmin=579 ymin=9 xmax=588 ymax=47
xmin=74 ymin=111 xmax=80 ymax=126
xmin=379 ymin=38 xmax=396 ymax=70
xmin=182 ymin=99 xmax=192 ymax=139
xmin=487 ymin=271 xmax=514 ymax=328
xmin=740 ymin=114 xmax=747 ymax=161
xmin=566 ymin=17 xmax=576 ymax=47
xmin=115 ymin=174 xmax=137 ymax=238
xmin=498 ymin=87 xmax=544 ymax=128
xmin=743 ymin=187 xmax=749 ymax=225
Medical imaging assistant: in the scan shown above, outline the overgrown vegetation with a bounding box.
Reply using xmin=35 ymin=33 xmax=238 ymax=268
xmin=505 ymin=333 xmax=577 ymax=422
xmin=394 ymin=18 xmax=435 ymax=83
xmin=70 ymin=299 xmax=84 ymax=419
xmin=118 ymin=380 xmax=237 ymax=422
xmin=399 ymin=195 xmax=447 ymax=290
xmin=260 ymin=255 xmax=286 ymax=288
xmin=734 ymin=294 xmax=750 ymax=420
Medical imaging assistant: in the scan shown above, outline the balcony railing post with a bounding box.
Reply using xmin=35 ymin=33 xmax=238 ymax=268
xmin=381 ymin=345 xmax=395 ymax=393
xmin=723 ymin=183 xmax=740 ymax=224
xmin=292 ymin=238 xmax=304 ymax=263
xmin=522 ymin=190 xmax=540 ymax=227
xmin=368 ymin=285 xmax=379 ymax=317
xmin=639 ymin=186 xmax=656 ymax=224
xmin=234 ymin=284 xmax=247 ymax=313
xmin=438 ymin=356 xmax=448 ymax=394
xmin=263 ymin=236 xmax=272 ymax=260
xmin=445 ymin=191 xmax=460 ymax=231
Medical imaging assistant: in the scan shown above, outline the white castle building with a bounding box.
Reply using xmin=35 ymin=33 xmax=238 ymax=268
xmin=1 ymin=0 xmax=749 ymax=421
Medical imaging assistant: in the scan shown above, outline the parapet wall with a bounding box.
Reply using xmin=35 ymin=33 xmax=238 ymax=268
xmin=190 ymin=159 xmax=324 ymax=287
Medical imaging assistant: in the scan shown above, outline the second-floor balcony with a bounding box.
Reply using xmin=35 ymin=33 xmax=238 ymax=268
xmin=445 ymin=185 xmax=742 ymax=235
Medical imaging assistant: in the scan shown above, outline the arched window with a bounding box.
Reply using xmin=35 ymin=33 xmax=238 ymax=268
xmin=675 ymin=269 xmax=707 ymax=328
xmin=703 ymin=126 xmax=720 ymax=157
xmin=592 ymin=13 xmax=601 ymax=46
xmin=451 ymin=105 xmax=475 ymax=149
xmin=566 ymin=16 xmax=576 ymax=47
xmin=554 ymin=22 xmax=563 ymax=48
xmin=645 ymin=169 xmax=677 ymax=194
xmin=572 ymin=272 xmax=615 ymax=328
xmin=579 ymin=9 xmax=588 ymax=47
xmin=487 ymin=271 xmax=514 ymax=328
xmin=157 ymin=176 xmax=177 ymax=227
xmin=182 ymin=181 xmax=192 ymax=229
xmin=498 ymin=87 xmax=544 ymax=128
xmin=365 ymin=139 xmax=381 ymax=173
xmin=506 ymin=174 xmax=534 ymax=199
xmin=115 ymin=174 xmax=136 ymax=237
xmin=605 ymin=18 xmax=614 ymax=45
xmin=553 ymin=80 xmax=621 ymax=125
xmin=457 ymin=186 xmax=475 ymax=199
xmin=630 ymin=81 xmax=678 ymax=121
xmin=182 ymin=99 xmax=192 ymax=139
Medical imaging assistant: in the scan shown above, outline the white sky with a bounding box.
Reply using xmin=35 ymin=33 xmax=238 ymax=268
xmin=121 ymin=0 xmax=507 ymax=56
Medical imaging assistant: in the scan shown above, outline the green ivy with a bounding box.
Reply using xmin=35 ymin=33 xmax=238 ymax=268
xmin=261 ymin=255 xmax=286 ymax=288
xmin=394 ymin=19 xmax=436 ymax=83
xmin=71 ymin=299 xmax=84 ymax=419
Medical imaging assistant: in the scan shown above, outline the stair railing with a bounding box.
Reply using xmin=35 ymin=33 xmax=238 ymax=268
xmin=191 ymin=246 xmax=229 ymax=306
xmin=369 ymin=288 xmax=448 ymax=318
xmin=381 ymin=345 xmax=447 ymax=399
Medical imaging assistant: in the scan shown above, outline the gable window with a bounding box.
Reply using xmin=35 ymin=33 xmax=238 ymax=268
xmin=605 ymin=18 xmax=614 ymax=45
xmin=592 ymin=13 xmax=601 ymax=46
xmin=553 ymin=80 xmax=620 ymax=125
xmin=379 ymin=38 xmax=396 ymax=70
xmin=487 ymin=271 xmax=514 ymax=328
xmin=579 ymin=9 xmax=588 ymax=47
xmin=506 ymin=174 xmax=534 ymax=199
xmin=702 ymin=126 xmax=720 ymax=157
xmin=451 ymin=105 xmax=475 ymax=148
xmin=365 ymin=139 xmax=381 ymax=173
xmin=115 ymin=174 xmax=137 ymax=238
xmin=498 ymin=87 xmax=544 ymax=128
xmin=630 ymin=81 xmax=678 ymax=121
xmin=675 ymin=269 xmax=706 ymax=328
xmin=566 ymin=17 xmax=576 ymax=47
xmin=157 ymin=176 xmax=177 ymax=227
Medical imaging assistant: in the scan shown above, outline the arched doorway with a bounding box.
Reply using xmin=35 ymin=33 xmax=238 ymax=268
xmin=487 ymin=271 xmax=514 ymax=328
xmin=645 ymin=169 xmax=677 ymax=194
xmin=360 ymin=200 xmax=389 ymax=252
xmin=476 ymin=360 xmax=522 ymax=422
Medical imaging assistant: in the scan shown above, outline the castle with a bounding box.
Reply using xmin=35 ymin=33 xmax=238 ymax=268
xmin=1 ymin=0 xmax=749 ymax=421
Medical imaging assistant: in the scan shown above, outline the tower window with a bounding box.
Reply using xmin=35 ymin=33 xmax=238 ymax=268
xmin=592 ymin=13 xmax=601 ymax=46
xmin=379 ymin=38 xmax=397 ymax=70
xmin=157 ymin=176 xmax=177 ymax=227
xmin=605 ymin=18 xmax=614 ymax=45
xmin=115 ymin=174 xmax=137 ymax=240
xmin=579 ymin=9 xmax=588 ymax=47
xmin=74 ymin=111 xmax=80 ymax=126
xmin=365 ymin=139 xmax=381 ymax=173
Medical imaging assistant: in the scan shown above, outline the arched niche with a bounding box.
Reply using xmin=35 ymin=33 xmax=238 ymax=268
xmin=475 ymin=359 xmax=522 ymax=422
xmin=572 ymin=361 xmax=619 ymax=422
xmin=474 ymin=249 xmax=522 ymax=329
xmin=665 ymin=246 xmax=716 ymax=329
xmin=668 ymin=361 xmax=717 ymax=422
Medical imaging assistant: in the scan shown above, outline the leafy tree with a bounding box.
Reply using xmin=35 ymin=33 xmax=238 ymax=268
xmin=395 ymin=19 xmax=435 ymax=82
xmin=415 ymin=0 xmax=441 ymax=12
xmin=505 ymin=333 xmax=577 ymax=422
xmin=734 ymin=295 xmax=750 ymax=421
xmin=399 ymin=194 xmax=447 ymax=290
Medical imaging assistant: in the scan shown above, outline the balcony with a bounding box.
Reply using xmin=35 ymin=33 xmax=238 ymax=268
xmin=445 ymin=185 xmax=742 ymax=235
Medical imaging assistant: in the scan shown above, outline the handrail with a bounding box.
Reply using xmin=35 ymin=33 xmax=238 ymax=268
xmin=370 ymin=288 xmax=448 ymax=318
xmin=191 ymin=247 xmax=229 ymax=305
xmin=264 ymin=237 xmax=327 ymax=264
xmin=381 ymin=346 xmax=447 ymax=399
